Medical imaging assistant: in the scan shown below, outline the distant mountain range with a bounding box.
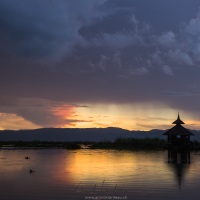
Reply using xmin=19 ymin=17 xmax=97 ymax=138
xmin=0 ymin=127 xmax=200 ymax=142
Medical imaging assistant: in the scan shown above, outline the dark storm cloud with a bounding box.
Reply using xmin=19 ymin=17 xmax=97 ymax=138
xmin=0 ymin=0 xmax=107 ymax=60
xmin=1 ymin=0 xmax=200 ymax=124
xmin=0 ymin=96 xmax=90 ymax=127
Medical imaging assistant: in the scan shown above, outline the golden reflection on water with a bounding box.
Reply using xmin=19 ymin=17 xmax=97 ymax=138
xmin=65 ymin=150 xmax=174 ymax=187
xmin=1 ymin=149 xmax=199 ymax=189
xmin=66 ymin=150 xmax=137 ymax=180
xmin=1 ymin=149 xmax=200 ymax=200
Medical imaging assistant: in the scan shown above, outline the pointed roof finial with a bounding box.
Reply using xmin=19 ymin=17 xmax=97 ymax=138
xmin=172 ymin=113 xmax=185 ymax=124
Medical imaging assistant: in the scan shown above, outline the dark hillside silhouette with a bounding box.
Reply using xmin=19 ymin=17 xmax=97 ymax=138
xmin=0 ymin=127 xmax=199 ymax=142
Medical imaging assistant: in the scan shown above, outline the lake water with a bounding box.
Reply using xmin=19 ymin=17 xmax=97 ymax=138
xmin=0 ymin=149 xmax=200 ymax=200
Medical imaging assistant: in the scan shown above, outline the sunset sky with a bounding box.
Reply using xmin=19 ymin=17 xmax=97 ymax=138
xmin=1 ymin=0 xmax=200 ymax=130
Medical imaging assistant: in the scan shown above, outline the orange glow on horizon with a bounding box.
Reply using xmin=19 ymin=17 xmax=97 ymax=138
xmin=1 ymin=99 xmax=200 ymax=131
xmin=0 ymin=113 xmax=41 ymax=130
xmin=69 ymin=103 xmax=185 ymax=131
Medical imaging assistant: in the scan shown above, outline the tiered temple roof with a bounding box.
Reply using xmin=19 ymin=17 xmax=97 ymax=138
xmin=163 ymin=114 xmax=193 ymax=136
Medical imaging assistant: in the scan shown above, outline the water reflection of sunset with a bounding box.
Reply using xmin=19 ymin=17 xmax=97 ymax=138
xmin=65 ymin=150 xmax=173 ymax=187
xmin=1 ymin=150 xmax=200 ymax=200
xmin=66 ymin=150 xmax=137 ymax=181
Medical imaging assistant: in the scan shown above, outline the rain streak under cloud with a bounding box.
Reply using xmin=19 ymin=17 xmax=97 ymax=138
xmin=1 ymin=0 xmax=200 ymax=130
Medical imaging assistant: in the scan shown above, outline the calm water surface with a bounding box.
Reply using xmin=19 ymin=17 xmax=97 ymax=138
xmin=0 ymin=149 xmax=200 ymax=200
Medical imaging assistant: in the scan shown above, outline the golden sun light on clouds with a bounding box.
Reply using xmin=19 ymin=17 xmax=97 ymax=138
xmin=1 ymin=98 xmax=200 ymax=130
xmin=72 ymin=102 xmax=183 ymax=130
xmin=0 ymin=113 xmax=41 ymax=130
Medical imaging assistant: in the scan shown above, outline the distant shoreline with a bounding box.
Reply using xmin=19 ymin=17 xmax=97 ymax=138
xmin=1 ymin=138 xmax=200 ymax=150
xmin=0 ymin=138 xmax=168 ymax=150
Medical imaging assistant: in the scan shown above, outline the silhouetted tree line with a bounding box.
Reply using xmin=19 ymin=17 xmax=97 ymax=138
xmin=0 ymin=141 xmax=81 ymax=149
xmin=1 ymin=138 xmax=200 ymax=150
xmin=90 ymin=137 xmax=167 ymax=150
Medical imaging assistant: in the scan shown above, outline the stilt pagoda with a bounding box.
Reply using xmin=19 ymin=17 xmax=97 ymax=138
xmin=163 ymin=114 xmax=193 ymax=149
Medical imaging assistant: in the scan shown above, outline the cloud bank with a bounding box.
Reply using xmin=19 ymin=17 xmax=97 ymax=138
xmin=1 ymin=0 xmax=200 ymax=128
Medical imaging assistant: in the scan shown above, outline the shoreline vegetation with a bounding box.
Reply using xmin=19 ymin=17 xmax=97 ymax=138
xmin=1 ymin=138 xmax=200 ymax=150
xmin=0 ymin=138 xmax=167 ymax=150
xmin=90 ymin=138 xmax=167 ymax=150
